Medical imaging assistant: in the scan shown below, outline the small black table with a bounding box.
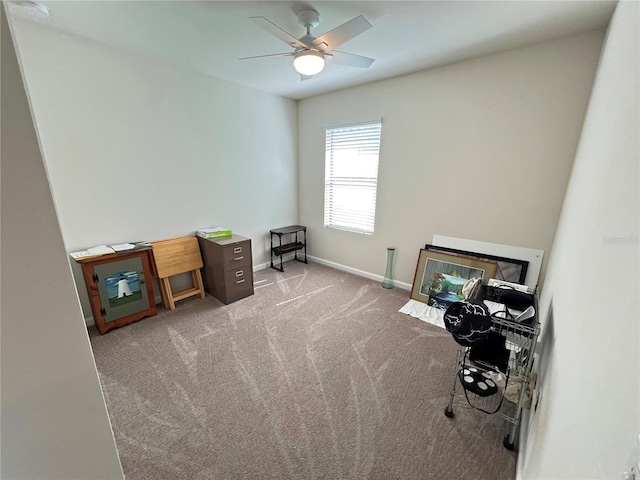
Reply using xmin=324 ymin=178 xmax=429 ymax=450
xmin=269 ymin=225 xmax=308 ymax=272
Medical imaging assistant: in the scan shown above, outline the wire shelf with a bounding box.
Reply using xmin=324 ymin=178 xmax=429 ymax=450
xmin=444 ymin=280 xmax=540 ymax=450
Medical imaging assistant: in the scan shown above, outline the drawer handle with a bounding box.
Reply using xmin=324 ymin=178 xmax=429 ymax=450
xmin=235 ymin=270 xmax=244 ymax=277
xmin=236 ymin=279 xmax=245 ymax=284
xmin=234 ymin=256 xmax=243 ymax=261
xmin=234 ymin=247 xmax=242 ymax=254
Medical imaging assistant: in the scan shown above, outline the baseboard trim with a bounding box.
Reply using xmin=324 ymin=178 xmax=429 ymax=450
xmin=308 ymin=255 xmax=412 ymax=290
xmin=253 ymin=253 xmax=296 ymax=272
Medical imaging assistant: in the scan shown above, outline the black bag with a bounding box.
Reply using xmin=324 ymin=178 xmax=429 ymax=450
xmin=480 ymin=285 xmax=534 ymax=311
xmin=469 ymin=331 xmax=510 ymax=373
xmin=443 ymin=301 xmax=492 ymax=347
xmin=458 ymin=366 xmax=498 ymax=397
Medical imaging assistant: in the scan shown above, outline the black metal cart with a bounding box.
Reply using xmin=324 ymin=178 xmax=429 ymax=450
xmin=444 ymin=280 xmax=540 ymax=450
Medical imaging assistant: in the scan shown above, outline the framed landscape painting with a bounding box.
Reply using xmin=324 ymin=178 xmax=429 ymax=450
xmin=424 ymin=243 xmax=529 ymax=285
xmin=410 ymin=249 xmax=498 ymax=310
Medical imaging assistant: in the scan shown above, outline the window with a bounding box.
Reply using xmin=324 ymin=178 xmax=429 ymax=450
xmin=324 ymin=120 xmax=382 ymax=235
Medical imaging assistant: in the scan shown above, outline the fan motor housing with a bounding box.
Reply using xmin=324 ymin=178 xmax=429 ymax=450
xmin=297 ymin=9 xmax=320 ymax=29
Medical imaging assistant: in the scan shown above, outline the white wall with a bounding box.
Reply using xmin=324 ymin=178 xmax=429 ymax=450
xmin=0 ymin=5 xmax=124 ymax=478
xmin=520 ymin=2 xmax=639 ymax=478
xmin=10 ymin=19 xmax=298 ymax=318
xmin=298 ymin=31 xmax=604 ymax=287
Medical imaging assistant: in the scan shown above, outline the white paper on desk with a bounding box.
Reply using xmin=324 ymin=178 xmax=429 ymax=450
xmin=110 ymin=243 xmax=135 ymax=252
xmin=70 ymin=250 xmax=91 ymax=260
xmin=86 ymin=245 xmax=114 ymax=255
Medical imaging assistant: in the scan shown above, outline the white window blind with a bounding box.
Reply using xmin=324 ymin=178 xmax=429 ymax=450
xmin=324 ymin=120 xmax=382 ymax=235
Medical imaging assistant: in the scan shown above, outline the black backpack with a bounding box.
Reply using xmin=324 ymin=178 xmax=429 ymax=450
xmin=443 ymin=301 xmax=492 ymax=347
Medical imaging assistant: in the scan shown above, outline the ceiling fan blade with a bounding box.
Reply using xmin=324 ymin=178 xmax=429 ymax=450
xmin=239 ymin=52 xmax=293 ymax=61
xmin=312 ymin=15 xmax=372 ymax=52
xmin=328 ymin=50 xmax=375 ymax=68
xmin=300 ymin=74 xmax=314 ymax=81
xmin=250 ymin=16 xmax=307 ymax=49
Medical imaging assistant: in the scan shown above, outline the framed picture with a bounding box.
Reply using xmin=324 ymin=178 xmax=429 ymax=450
xmin=105 ymin=270 xmax=143 ymax=308
xmin=410 ymin=249 xmax=498 ymax=309
xmin=424 ymin=243 xmax=529 ymax=285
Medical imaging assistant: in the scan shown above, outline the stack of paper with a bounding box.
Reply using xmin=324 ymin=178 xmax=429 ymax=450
xmin=69 ymin=245 xmax=115 ymax=260
xmin=196 ymin=227 xmax=232 ymax=239
xmin=110 ymin=243 xmax=136 ymax=252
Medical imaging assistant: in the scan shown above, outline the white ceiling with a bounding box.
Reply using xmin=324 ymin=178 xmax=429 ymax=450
xmin=7 ymin=1 xmax=616 ymax=100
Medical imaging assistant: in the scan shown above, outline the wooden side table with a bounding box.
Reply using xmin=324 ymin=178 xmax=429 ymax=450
xmin=150 ymin=236 xmax=206 ymax=310
xmin=76 ymin=249 xmax=157 ymax=334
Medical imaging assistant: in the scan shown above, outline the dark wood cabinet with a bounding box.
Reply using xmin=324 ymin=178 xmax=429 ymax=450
xmin=197 ymin=234 xmax=254 ymax=304
xmin=77 ymin=249 xmax=157 ymax=334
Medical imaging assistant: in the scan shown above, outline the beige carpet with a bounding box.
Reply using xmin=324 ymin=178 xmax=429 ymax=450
xmin=89 ymin=261 xmax=517 ymax=479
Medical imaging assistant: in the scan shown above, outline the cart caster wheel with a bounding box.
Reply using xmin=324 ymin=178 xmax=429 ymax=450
xmin=503 ymin=436 xmax=516 ymax=451
xmin=444 ymin=406 xmax=454 ymax=418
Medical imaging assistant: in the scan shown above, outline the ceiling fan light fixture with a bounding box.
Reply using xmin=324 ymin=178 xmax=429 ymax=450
xmin=293 ymin=50 xmax=325 ymax=76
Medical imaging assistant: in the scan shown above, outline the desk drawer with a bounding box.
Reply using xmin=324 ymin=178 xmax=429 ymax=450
xmin=222 ymin=241 xmax=251 ymax=270
xmin=224 ymin=265 xmax=252 ymax=292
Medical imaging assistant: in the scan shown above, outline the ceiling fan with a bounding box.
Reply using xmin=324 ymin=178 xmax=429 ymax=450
xmin=240 ymin=9 xmax=375 ymax=80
